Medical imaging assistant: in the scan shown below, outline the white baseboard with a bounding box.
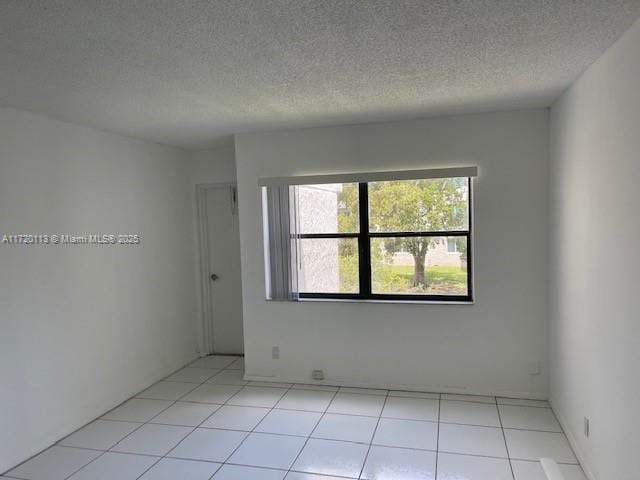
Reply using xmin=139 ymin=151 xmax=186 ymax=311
xmin=243 ymin=373 xmax=548 ymax=400
xmin=549 ymin=397 xmax=597 ymax=480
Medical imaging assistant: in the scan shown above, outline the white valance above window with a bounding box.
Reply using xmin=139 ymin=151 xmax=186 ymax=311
xmin=258 ymin=166 xmax=478 ymax=187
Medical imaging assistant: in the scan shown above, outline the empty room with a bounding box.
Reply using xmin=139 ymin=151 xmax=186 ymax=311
xmin=1 ymin=1 xmax=638 ymax=479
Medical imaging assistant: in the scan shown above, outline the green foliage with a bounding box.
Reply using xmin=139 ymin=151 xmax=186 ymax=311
xmin=336 ymin=178 xmax=468 ymax=288
xmin=374 ymin=265 xmax=467 ymax=295
xmin=367 ymin=178 xmax=468 ymax=232
xmin=338 ymin=251 xmax=359 ymax=293
xmin=337 ymin=183 xmax=360 ymax=233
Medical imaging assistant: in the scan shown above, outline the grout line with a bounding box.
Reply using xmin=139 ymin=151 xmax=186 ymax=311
xmin=59 ymin=401 xmax=178 ymax=480
xmin=283 ymin=387 xmax=342 ymax=478
xmin=497 ymin=403 xmax=552 ymax=409
xmin=134 ymin=445 xmax=525 ymax=462
xmin=435 ymin=391 xmax=442 ymax=479
xmin=356 ymin=388 xmax=390 ymax=479
xmin=287 ymin=469 xmax=356 ymax=480
xmin=133 ymin=357 xmax=246 ymax=480
xmin=139 ymin=412 xmax=564 ymax=435
xmin=1 ymin=358 xmax=193 ymax=479
xmin=205 ymin=378 xmax=296 ymax=475
xmin=2 ymin=357 xmax=231 ymax=479
xmin=125 ymin=359 xmax=237 ymax=479
xmin=495 ymin=396 xmax=516 ymax=480
xmin=61 ymin=356 xmax=239 ymax=480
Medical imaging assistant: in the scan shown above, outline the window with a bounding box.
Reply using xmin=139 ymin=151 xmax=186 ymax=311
xmin=295 ymin=177 xmax=472 ymax=301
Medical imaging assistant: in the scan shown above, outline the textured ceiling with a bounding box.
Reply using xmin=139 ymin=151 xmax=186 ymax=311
xmin=1 ymin=1 xmax=639 ymax=149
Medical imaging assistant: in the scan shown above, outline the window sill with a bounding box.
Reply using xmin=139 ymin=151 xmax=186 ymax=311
xmin=297 ymin=297 xmax=474 ymax=305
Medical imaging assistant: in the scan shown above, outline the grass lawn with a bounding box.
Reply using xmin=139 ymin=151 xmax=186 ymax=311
xmin=373 ymin=264 xmax=467 ymax=294
xmin=338 ymin=257 xmax=468 ymax=294
xmin=391 ymin=265 xmax=466 ymax=285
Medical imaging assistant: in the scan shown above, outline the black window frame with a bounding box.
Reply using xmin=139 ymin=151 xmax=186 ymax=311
xmin=297 ymin=178 xmax=473 ymax=302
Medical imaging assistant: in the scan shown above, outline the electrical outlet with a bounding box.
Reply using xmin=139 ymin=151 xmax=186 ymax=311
xmin=312 ymin=369 xmax=324 ymax=381
xmin=584 ymin=417 xmax=590 ymax=437
xmin=271 ymin=346 xmax=280 ymax=359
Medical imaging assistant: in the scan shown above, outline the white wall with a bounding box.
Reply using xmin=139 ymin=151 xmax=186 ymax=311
xmin=549 ymin=19 xmax=640 ymax=480
xmin=0 ymin=108 xmax=198 ymax=473
xmin=189 ymin=138 xmax=237 ymax=185
xmin=235 ymin=110 xmax=549 ymax=397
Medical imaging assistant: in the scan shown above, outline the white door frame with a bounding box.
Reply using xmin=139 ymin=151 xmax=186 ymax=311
xmin=195 ymin=182 xmax=238 ymax=356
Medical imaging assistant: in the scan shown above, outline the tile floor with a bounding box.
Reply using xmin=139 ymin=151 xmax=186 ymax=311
xmin=3 ymin=355 xmax=587 ymax=480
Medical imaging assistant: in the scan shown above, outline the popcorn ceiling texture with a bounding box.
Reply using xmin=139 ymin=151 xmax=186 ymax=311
xmin=1 ymin=0 xmax=639 ymax=149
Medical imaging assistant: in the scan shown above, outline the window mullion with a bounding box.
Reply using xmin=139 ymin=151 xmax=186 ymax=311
xmin=358 ymin=183 xmax=371 ymax=298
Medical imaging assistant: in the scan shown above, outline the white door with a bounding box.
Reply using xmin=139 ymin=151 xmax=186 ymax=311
xmin=205 ymin=185 xmax=244 ymax=354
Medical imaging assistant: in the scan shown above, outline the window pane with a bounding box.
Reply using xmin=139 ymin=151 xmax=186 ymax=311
xmin=297 ymin=183 xmax=359 ymax=234
xmin=368 ymin=178 xmax=469 ymax=232
xmin=371 ymin=236 xmax=468 ymax=296
xmin=298 ymin=238 xmax=359 ymax=293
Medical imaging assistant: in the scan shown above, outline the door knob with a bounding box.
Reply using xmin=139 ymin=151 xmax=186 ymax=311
xmin=210 ymin=273 xmax=219 ymax=281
